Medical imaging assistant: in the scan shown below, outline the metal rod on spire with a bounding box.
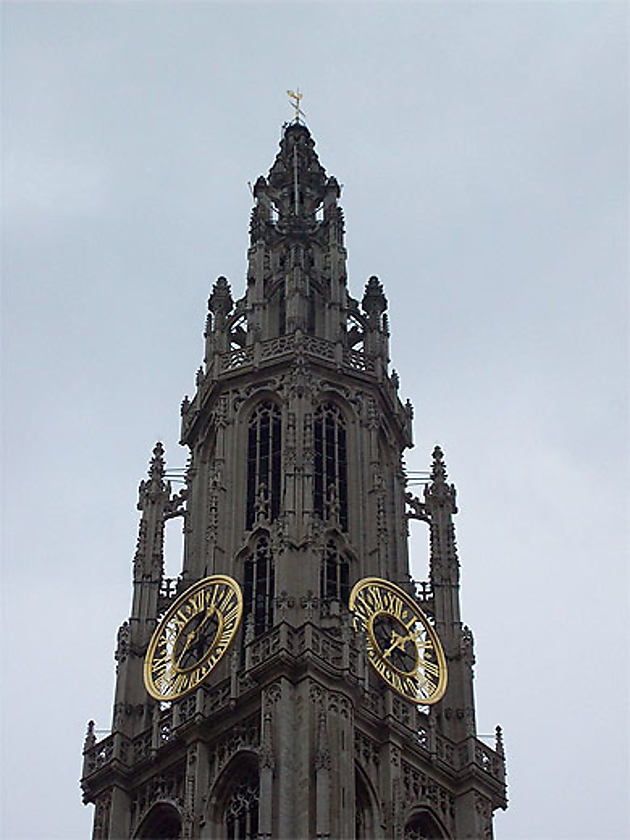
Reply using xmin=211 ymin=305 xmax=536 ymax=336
xmin=293 ymin=144 xmax=299 ymax=215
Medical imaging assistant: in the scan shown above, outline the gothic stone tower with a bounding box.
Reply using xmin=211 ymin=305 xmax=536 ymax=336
xmin=81 ymin=121 xmax=507 ymax=839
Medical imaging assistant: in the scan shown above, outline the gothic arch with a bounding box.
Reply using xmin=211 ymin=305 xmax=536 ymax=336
xmin=403 ymin=808 xmax=450 ymax=840
xmin=204 ymin=751 xmax=260 ymax=840
xmin=355 ymin=763 xmax=380 ymax=839
xmin=133 ymin=801 xmax=182 ymax=840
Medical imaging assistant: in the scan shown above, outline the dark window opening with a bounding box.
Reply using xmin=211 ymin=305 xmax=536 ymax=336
xmin=244 ymin=535 xmax=275 ymax=637
xmin=404 ymin=812 xmax=447 ymax=840
xmin=320 ymin=540 xmax=350 ymax=605
xmin=246 ymin=402 xmax=282 ymax=530
xmin=314 ymin=403 xmax=348 ymax=531
xmin=136 ymin=804 xmax=182 ymax=840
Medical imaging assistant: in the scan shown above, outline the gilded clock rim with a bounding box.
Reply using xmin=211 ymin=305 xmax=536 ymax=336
xmin=349 ymin=576 xmax=448 ymax=705
xmin=143 ymin=573 xmax=243 ymax=702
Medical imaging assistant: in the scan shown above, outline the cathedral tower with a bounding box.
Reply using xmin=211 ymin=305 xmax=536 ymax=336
xmin=81 ymin=121 xmax=507 ymax=839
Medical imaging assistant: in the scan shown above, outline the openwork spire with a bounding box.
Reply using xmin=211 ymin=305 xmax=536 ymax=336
xmin=249 ymin=122 xmax=344 ymax=241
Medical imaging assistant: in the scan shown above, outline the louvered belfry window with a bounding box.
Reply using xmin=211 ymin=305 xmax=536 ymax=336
xmin=246 ymin=401 xmax=281 ymax=530
xmin=313 ymin=403 xmax=348 ymax=531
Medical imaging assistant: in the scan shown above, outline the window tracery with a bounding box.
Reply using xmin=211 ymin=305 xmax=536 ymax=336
xmin=246 ymin=401 xmax=281 ymax=530
xmin=320 ymin=539 xmax=350 ymax=605
xmin=243 ymin=535 xmax=275 ymax=637
xmin=225 ymin=769 xmax=259 ymax=840
xmin=313 ymin=403 xmax=348 ymax=531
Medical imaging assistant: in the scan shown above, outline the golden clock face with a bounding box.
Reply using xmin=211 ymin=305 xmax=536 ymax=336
xmin=144 ymin=575 xmax=243 ymax=701
xmin=349 ymin=577 xmax=447 ymax=705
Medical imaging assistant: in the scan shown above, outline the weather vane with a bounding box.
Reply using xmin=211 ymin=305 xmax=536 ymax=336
xmin=287 ymin=88 xmax=305 ymax=123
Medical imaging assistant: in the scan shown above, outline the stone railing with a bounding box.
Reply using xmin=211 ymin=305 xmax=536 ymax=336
xmin=181 ymin=332 xmax=411 ymax=443
xmin=220 ymin=345 xmax=254 ymax=372
xmin=83 ymin=733 xmax=116 ymax=776
xmin=246 ymin=621 xmax=358 ymax=679
xmin=459 ymin=736 xmax=506 ymax=784
xmin=217 ymin=334 xmax=377 ymax=377
xmin=248 ymin=624 xmax=288 ymax=667
xmin=386 ymin=701 xmax=503 ymax=782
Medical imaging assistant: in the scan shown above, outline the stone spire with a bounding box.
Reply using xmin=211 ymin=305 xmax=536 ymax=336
xmin=255 ymin=123 xmax=331 ymax=233
xmin=241 ymin=122 xmax=350 ymax=344
xmin=424 ymin=444 xmax=459 ymax=590
xmin=424 ymin=445 xmax=458 ymax=515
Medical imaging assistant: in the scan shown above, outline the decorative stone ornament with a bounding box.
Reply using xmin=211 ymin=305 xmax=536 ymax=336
xmin=349 ymin=577 xmax=447 ymax=704
xmin=144 ymin=575 xmax=243 ymax=701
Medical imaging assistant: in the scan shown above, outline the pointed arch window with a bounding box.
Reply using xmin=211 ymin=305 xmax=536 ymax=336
xmin=246 ymin=401 xmax=281 ymax=530
xmin=320 ymin=539 xmax=350 ymax=605
xmin=134 ymin=803 xmax=182 ymax=839
xmin=244 ymin=535 xmax=275 ymax=637
xmin=314 ymin=403 xmax=348 ymax=531
xmin=404 ymin=811 xmax=448 ymax=840
xmin=225 ymin=768 xmax=259 ymax=840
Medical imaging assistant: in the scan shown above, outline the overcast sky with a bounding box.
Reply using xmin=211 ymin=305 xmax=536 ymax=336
xmin=2 ymin=2 xmax=628 ymax=838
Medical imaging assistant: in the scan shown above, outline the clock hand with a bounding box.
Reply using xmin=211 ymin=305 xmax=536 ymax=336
xmin=382 ymin=628 xmax=413 ymax=658
xmin=176 ymin=607 xmax=217 ymax=665
xmin=382 ymin=625 xmax=430 ymax=659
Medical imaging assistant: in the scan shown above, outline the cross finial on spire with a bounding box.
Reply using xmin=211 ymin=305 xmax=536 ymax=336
xmin=287 ymin=88 xmax=305 ymax=123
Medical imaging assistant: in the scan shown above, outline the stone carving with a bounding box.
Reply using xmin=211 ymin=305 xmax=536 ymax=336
xmin=475 ymin=791 xmax=493 ymax=840
xmin=83 ymin=720 xmax=96 ymax=752
xmin=205 ymin=464 xmax=222 ymax=554
xmin=274 ymin=590 xmax=295 ymax=618
xmin=402 ymin=761 xmax=455 ymax=833
xmin=404 ymin=491 xmax=429 ymax=524
xmin=114 ymin=621 xmax=130 ymax=665
xmin=355 ymin=729 xmax=380 ymax=769
xmin=264 ymin=682 xmax=282 ymax=708
xmin=300 ymin=590 xmax=319 ymax=618
xmin=495 ymin=725 xmax=505 ymax=759
xmin=132 ymin=519 xmax=148 ymax=579
xmin=314 ymin=709 xmax=331 ymax=771
xmin=92 ymin=790 xmax=112 ymax=839
xmin=209 ymin=715 xmax=261 ymax=785
xmin=462 ymin=625 xmax=476 ymax=669
xmin=130 ymin=764 xmax=185 ymax=835
xmin=181 ymin=745 xmax=198 ymax=839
